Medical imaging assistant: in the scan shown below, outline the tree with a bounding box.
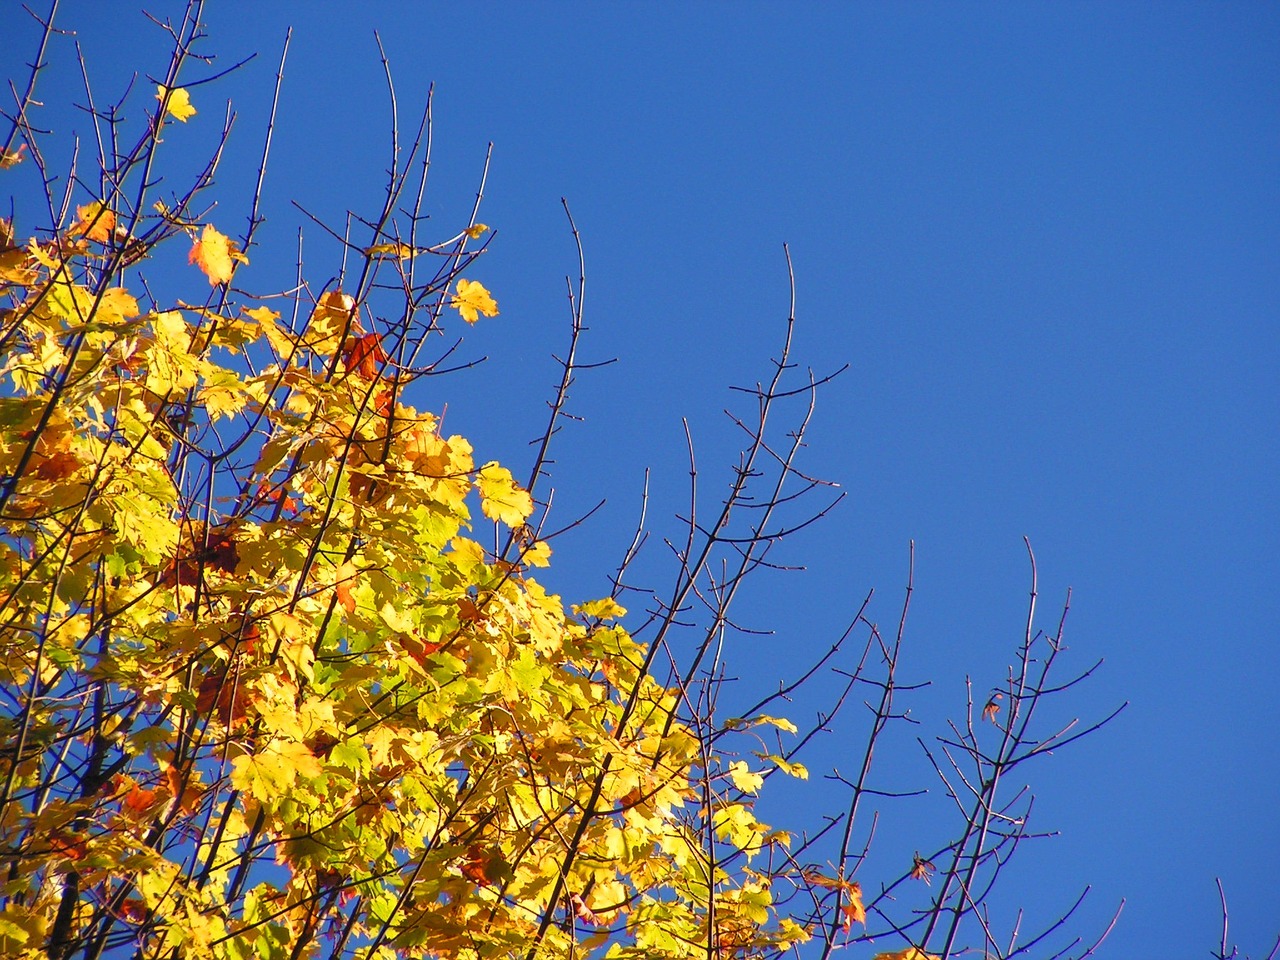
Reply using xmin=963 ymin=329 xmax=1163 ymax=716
xmin=0 ymin=4 xmax=1151 ymax=959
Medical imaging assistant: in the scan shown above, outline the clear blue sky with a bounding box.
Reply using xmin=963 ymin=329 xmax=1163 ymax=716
xmin=16 ymin=2 xmax=1279 ymax=956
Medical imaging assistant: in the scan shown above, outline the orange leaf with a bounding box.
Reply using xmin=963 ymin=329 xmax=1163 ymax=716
xmin=335 ymin=562 xmax=358 ymax=615
xmin=983 ymin=693 xmax=1003 ymax=724
xmin=189 ymin=224 xmax=248 ymax=285
xmin=48 ymin=831 xmax=87 ymax=862
xmin=910 ymin=852 xmax=936 ymax=884
xmin=460 ymin=843 xmax=497 ymax=886
xmin=165 ymin=762 xmax=201 ymax=815
xmin=342 ymin=331 xmax=389 ymax=379
xmin=402 ymin=634 xmax=442 ymax=670
xmin=0 ymin=143 xmax=28 ymax=168
xmin=74 ymin=202 xmax=117 ymax=243
xmin=841 ymin=881 xmax=866 ymax=930
xmin=34 ymin=448 xmax=81 ymax=481
xmin=121 ymin=782 xmax=163 ymax=817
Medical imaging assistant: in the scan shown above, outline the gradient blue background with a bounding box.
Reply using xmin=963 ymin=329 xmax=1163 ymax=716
xmin=13 ymin=2 xmax=1278 ymax=956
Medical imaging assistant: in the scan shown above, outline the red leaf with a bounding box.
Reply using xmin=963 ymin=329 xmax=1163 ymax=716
xmin=195 ymin=666 xmax=250 ymax=726
xmin=460 ymin=843 xmax=497 ymax=886
xmin=342 ymin=332 xmax=388 ymax=379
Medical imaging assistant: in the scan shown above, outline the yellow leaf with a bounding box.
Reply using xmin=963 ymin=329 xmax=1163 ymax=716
xmin=760 ymin=754 xmax=808 ymax=779
xmin=728 ymin=760 xmax=763 ymax=794
xmin=96 ymin=287 xmax=140 ymax=325
xmin=243 ymin=305 xmax=295 ymax=358
xmin=711 ymin=802 xmax=765 ymax=854
xmin=73 ymin=202 xmax=116 ymax=243
xmin=726 ymin=713 xmax=798 ymax=735
xmin=230 ymin=741 xmax=322 ymax=801
xmin=464 ymin=223 xmax=489 ymax=239
xmin=476 ymin=461 xmax=533 ymax=526
xmin=364 ymin=241 xmax=416 ymax=260
xmin=574 ymin=597 xmax=626 ymax=621
xmin=451 ymin=278 xmax=498 ymax=323
xmin=872 ymin=950 xmax=940 ymax=960
xmin=189 ymin=224 xmax=248 ymax=285
xmin=156 ymin=84 xmax=196 ymax=122
xmin=379 ymin=601 xmax=415 ymax=635
xmin=524 ymin=540 xmax=552 ymax=568
xmin=304 ymin=289 xmax=357 ymax=356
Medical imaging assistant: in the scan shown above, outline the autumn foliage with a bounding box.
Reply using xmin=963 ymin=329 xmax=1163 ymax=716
xmin=0 ymin=6 xmax=1134 ymax=960
xmin=0 ymin=21 xmax=814 ymax=960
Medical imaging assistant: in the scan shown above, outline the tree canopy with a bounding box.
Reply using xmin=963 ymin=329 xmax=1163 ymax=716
xmin=0 ymin=5 xmax=1136 ymax=960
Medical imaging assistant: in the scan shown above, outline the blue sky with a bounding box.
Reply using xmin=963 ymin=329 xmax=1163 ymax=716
xmin=17 ymin=2 xmax=1280 ymax=956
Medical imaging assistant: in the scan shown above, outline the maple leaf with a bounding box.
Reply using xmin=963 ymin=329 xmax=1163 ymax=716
xmin=189 ymin=224 xmax=248 ymax=285
xmin=341 ymin=331 xmax=389 ymax=379
xmin=802 ymin=871 xmax=865 ymax=930
xmin=0 ymin=143 xmax=28 ymax=168
xmin=983 ymin=692 xmax=1003 ymax=724
xmin=195 ymin=667 xmax=251 ymax=727
xmin=364 ymin=241 xmax=415 ymax=260
xmin=73 ymin=202 xmax=116 ymax=243
xmin=728 ymin=760 xmax=764 ymax=794
xmin=841 ymin=881 xmax=867 ymax=930
xmin=451 ymin=278 xmax=499 ymax=323
xmin=305 ymin=289 xmax=358 ymax=355
xmin=872 ymin=950 xmax=941 ymax=960
xmin=476 ymin=461 xmax=534 ymax=526
xmin=569 ymin=893 xmax=600 ymax=925
xmin=156 ymin=84 xmax=197 ymax=122
xmin=573 ymin=597 xmax=627 ymax=621
xmin=334 ymin=562 xmax=359 ymax=614
xmin=121 ymin=781 xmax=165 ymax=817
xmin=460 ymin=843 xmax=499 ymax=886
xmin=910 ymin=852 xmax=936 ymax=884
xmin=165 ymin=763 xmax=201 ymax=815
xmin=47 ymin=831 xmax=87 ymax=862
xmin=464 ymin=223 xmax=489 ymax=239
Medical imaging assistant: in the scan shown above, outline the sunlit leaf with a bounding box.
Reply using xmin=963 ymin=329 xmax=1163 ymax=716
xmin=476 ymin=461 xmax=533 ymax=526
xmin=73 ymin=201 xmax=116 ymax=243
xmin=0 ymin=143 xmax=28 ymax=168
xmin=450 ymin=278 xmax=498 ymax=323
xmin=155 ymin=84 xmax=196 ymax=122
xmin=872 ymin=949 xmax=941 ymax=960
xmin=364 ymin=241 xmax=416 ymax=260
xmin=188 ymin=224 xmax=248 ymax=285
xmin=728 ymin=760 xmax=764 ymax=794
xmin=983 ymin=692 xmax=1003 ymax=724
xmin=573 ymin=597 xmax=626 ymax=620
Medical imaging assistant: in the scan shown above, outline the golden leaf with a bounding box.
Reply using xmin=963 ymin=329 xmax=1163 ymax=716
xmin=189 ymin=224 xmax=248 ymax=285
xmin=73 ymin=202 xmax=116 ymax=243
xmin=364 ymin=241 xmax=415 ymax=260
xmin=156 ymin=84 xmax=196 ymax=122
xmin=476 ymin=461 xmax=533 ymax=526
xmin=464 ymin=223 xmax=489 ymax=239
xmin=573 ymin=597 xmax=627 ymax=621
xmin=451 ymin=278 xmax=498 ymax=323
xmin=842 ymin=881 xmax=866 ymax=929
